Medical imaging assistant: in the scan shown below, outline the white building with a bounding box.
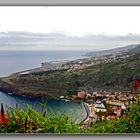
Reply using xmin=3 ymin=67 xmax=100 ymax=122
xmin=94 ymin=101 xmax=107 ymax=112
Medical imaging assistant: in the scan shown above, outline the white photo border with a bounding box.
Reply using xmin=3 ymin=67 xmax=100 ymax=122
xmin=0 ymin=1 xmax=139 ymax=140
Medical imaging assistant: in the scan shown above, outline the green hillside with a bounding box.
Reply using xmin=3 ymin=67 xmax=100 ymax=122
xmin=0 ymin=52 xmax=140 ymax=97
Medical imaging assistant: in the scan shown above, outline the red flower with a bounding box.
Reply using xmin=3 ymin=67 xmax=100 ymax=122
xmin=133 ymin=80 xmax=138 ymax=94
xmin=123 ymin=116 xmax=128 ymax=119
xmin=0 ymin=103 xmax=6 ymax=127
xmin=133 ymin=80 xmax=138 ymax=88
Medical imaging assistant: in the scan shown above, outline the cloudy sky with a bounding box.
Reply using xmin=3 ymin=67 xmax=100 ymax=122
xmin=0 ymin=6 xmax=140 ymax=51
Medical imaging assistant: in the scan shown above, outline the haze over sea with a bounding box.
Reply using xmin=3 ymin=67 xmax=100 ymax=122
xmin=0 ymin=50 xmax=87 ymax=77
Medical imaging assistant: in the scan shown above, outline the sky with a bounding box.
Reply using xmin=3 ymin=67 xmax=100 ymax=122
xmin=0 ymin=6 xmax=140 ymax=50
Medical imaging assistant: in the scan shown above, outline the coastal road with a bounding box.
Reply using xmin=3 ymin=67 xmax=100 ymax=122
xmin=80 ymin=102 xmax=97 ymax=128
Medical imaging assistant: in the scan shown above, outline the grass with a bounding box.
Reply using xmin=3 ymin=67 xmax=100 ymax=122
xmin=0 ymin=104 xmax=80 ymax=133
xmin=0 ymin=96 xmax=140 ymax=134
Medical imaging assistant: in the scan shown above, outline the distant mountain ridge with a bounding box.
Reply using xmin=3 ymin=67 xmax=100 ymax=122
xmin=85 ymin=44 xmax=140 ymax=57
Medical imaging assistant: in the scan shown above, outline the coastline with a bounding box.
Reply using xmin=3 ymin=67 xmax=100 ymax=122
xmin=0 ymin=85 xmax=90 ymax=124
xmin=0 ymin=89 xmax=88 ymax=125
xmin=80 ymin=102 xmax=90 ymax=124
xmin=80 ymin=102 xmax=97 ymax=127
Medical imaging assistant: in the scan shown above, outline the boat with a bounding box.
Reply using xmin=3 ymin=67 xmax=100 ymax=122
xmin=65 ymin=99 xmax=70 ymax=102
xmin=8 ymin=92 xmax=13 ymax=95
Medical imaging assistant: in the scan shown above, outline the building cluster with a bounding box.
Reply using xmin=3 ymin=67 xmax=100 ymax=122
xmin=12 ymin=49 xmax=134 ymax=77
xmin=40 ymin=53 xmax=132 ymax=72
xmin=64 ymin=53 xmax=131 ymax=71
xmin=63 ymin=90 xmax=136 ymax=122
xmin=41 ymin=61 xmax=68 ymax=71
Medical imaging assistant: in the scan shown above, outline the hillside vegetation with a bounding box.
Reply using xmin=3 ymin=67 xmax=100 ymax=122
xmin=0 ymin=53 xmax=140 ymax=97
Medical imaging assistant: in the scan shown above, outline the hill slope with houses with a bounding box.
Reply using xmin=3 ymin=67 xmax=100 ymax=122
xmin=0 ymin=44 xmax=140 ymax=98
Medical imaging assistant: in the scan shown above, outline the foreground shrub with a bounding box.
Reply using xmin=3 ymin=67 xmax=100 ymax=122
xmin=0 ymin=97 xmax=140 ymax=133
xmin=0 ymin=105 xmax=80 ymax=133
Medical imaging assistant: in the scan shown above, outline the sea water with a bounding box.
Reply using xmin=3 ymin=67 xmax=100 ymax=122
xmin=0 ymin=50 xmax=87 ymax=123
xmin=0 ymin=50 xmax=87 ymax=77
xmin=0 ymin=91 xmax=87 ymax=123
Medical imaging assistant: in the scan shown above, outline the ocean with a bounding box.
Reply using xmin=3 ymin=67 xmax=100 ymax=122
xmin=0 ymin=50 xmax=88 ymax=123
xmin=0 ymin=50 xmax=87 ymax=77
xmin=0 ymin=91 xmax=87 ymax=123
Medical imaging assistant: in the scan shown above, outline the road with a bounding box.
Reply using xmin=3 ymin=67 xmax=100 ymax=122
xmin=80 ymin=102 xmax=97 ymax=128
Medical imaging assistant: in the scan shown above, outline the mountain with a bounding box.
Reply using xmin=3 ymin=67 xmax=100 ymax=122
xmin=85 ymin=44 xmax=140 ymax=57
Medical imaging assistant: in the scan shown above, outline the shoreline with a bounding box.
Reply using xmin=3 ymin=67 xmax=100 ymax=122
xmin=0 ymin=88 xmax=86 ymax=106
xmin=0 ymin=89 xmax=89 ymax=124
xmin=0 ymin=89 xmax=88 ymax=125
xmin=79 ymin=102 xmax=90 ymax=125
xmin=79 ymin=102 xmax=97 ymax=127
